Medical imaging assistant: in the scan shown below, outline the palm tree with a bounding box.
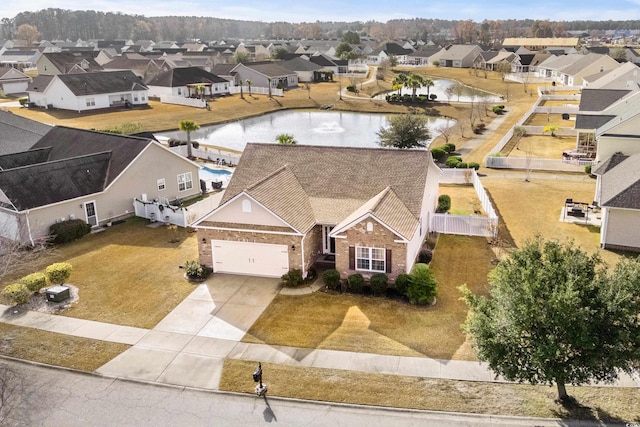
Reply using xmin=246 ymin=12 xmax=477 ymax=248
xmin=179 ymin=119 xmax=200 ymax=159
xmin=406 ymin=73 xmax=425 ymax=100
xmin=392 ymin=73 xmax=408 ymax=95
xmin=246 ymin=79 xmax=253 ymax=96
xmin=423 ymin=78 xmax=435 ymax=98
xmin=276 ymin=133 xmax=297 ymax=145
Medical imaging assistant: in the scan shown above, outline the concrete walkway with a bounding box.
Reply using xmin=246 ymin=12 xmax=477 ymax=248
xmin=1 ymin=276 xmax=639 ymax=390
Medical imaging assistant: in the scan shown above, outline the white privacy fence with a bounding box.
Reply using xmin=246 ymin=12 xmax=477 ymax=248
xmin=160 ymin=95 xmax=207 ymax=108
xmin=485 ymin=156 xmax=592 ymax=171
xmin=229 ymin=86 xmax=283 ymax=97
xmin=169 ymin=145 xmax=241 ymax=166
xmin=133 ymin=194 xmax=222 ymax=227
xmin=432 ymin=169 xmax=498 ymax=238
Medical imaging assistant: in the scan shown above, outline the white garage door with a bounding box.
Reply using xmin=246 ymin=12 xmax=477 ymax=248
xmin=211 ymin=240 xmax=289 ymax=277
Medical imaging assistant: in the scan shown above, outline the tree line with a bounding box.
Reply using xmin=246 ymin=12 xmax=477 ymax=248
xmin=2 ymin=8 xmax=640 ymax=44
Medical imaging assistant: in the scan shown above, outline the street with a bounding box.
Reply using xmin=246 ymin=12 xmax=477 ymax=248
xmin=0 ymin=359 xmax=615 ymax=427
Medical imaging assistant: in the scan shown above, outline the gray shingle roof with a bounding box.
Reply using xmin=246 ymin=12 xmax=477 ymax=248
xmin=219 ymin=144 xmax=433 ymax=237
xmin=597 ymin=153 xmax=640 ymax=209
xmin=0 ymin=110 xmax=52 ymax=155
xmin=41 ymin=51 xmax=102 ymax=74
xmin=54 ymin=70 xmax=147 ymax=96
xmin=145 ymin=66 xmax=227 ymax=87
xmin=578 ymin=88 xmax=631 ymax=112
xmin=574 ymin=114 xmax=616 ymax=130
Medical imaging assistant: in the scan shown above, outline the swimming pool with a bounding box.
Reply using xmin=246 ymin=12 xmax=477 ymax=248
xmin=199 ymin=166 xmax=232 ymax=182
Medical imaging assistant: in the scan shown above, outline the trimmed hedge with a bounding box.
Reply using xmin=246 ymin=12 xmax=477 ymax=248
xmin=322 ymin=269 xmax=341 ymax=290
xmin=281 ymin=269 xmax=303 ymax=287
xmin=394 ymin=273 xmax=411 ymax=295
xmin=430 ymin=147 xmax=446 ymax=162
xmin=406 ymin=263 xmax=437 ymax=305
xmin=19 ymin=272 xmax=47 ymax=293
xmin=45 ymin=262 xmax=72 ymax=285
xmin=347 ymin=273 xmax=365 ymax=293
xmin=2 ymin=283 xmax=31 ymax=304
xmin=417 ymin=248 xmax=433 ymax=264
xmin=437 ymin=194 xmax=451 ymax=213
xmin=445 ymin=156 xmax=462 ymax=168
xmin=49 ymin=219 xmax=91 ymax=244
xmin=442 ymin=143 xmax=456 ymax=153
xmin=370 ymin=273 xmax=388 ymax=296
xmin=468 ymin=162 xmax=480 ymax=170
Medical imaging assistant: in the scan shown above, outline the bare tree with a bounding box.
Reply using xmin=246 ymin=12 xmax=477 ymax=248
xmin=0 ymin=219 xmax=49 ymax=283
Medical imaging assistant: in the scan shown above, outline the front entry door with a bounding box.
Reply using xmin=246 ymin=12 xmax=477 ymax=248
xmin=84 ymin=201 xmax=97 ymax=226
xmin=323 ymin=225 xmax=335 ymax=254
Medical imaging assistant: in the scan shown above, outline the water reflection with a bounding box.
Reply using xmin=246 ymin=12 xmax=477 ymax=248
xmin=158 ymin=111 xmax=455 ymax=152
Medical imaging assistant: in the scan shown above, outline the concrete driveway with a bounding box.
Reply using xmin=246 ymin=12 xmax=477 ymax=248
xmin=97 ymin=274 xmax=281 ymax=389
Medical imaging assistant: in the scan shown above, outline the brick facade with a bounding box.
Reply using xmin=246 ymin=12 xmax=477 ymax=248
xmin=334 ymin=219 xmax=407 ymax=281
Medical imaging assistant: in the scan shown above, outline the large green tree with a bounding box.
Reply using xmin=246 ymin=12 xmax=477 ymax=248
xmin=461 ymin=238 xmax=640 ymax=401
xmin=179 ymin=119 xmax=200 ymax=159
xmin=405 ymin=73 xmax=425 ymax=100
xmin=377 ymin=114 xmax=430 ymax=149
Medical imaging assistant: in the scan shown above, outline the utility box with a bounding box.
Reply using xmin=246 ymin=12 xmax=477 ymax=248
xmin=46 ymin=285 xmax=70 ymax=303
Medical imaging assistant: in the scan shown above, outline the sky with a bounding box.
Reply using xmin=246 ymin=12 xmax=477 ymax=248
xmin=2 ymin=0 xmax=640 ymax=23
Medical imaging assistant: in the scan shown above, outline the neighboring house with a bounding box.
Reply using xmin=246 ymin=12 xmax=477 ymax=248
xmin=406 ymin=47 xmax=441 ymax=66
xmin=231 ymin=62 xmax=299 ymax=90
xmin=145 ymin=66 xmax=230 ymax=98
xmin=582 ymin=61 xmax=640 ymax=90
xmin=479 ymin=51 xmax=518 ymax=71
xmin=280 ymin=56 xmax=323 ymax=82
xmin=36 ymin=51 xmax=103 ymax=75
xmin=558 ymin=53 xmax=621 ymax=86
xmin=501 ymin=37 xmax=579 ymax=52
xmin=308 ymin=54 xmax=348 ymax=74
xmin=592 ymin=153 xmax=640 ymax=252
xmin=0 ymin=126 xmax=201 ymax=244
xmin=0 ymin=110 xmax=52 ymax=155
xmin=0 ymin=66 xmax=31 ymax=94
xmin=27 ymin=70 xmax=149 ymax=112
xmin=193 ymin=144 xmax=441 ymax=280
xmin=0 ymin=49 xmax=41 ymax=69
xmin=366 ymin=42 xmax=414 ymax=65
xmin=434 ymin=45 xmax=483 ymax=68
xmin=102 ymin=53 xmax=169 ymax=80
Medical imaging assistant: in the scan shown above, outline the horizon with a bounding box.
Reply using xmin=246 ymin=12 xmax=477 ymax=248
xmin=2 ymin=1 xmax=640 ymax=25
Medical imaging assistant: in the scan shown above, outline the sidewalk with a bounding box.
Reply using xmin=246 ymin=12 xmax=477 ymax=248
xmin=1 ymin=278 xmax=639 ymax=390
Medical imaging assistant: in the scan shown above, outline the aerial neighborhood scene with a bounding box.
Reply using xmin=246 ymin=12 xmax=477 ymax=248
xmin=1 ymin=0 xmax=640 ymax=424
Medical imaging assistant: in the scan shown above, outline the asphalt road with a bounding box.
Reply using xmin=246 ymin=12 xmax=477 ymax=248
xmin=0 ymin=359 xmax=616 ymax=427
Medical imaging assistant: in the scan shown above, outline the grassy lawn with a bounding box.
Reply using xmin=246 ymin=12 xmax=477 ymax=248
xmin=505 ymin=135 xmax=576 ymax=159
xmin=439 ymin=184 xmax=485 ymax=216
xmin=1 ymin=218 xmax=198 ymax=329
xmin=524 ymin=113 xmax=575 ymax=127
xmin=0 ymin=323 xmax=129 ymax=371
xmin=220 ymin=360 xmax=640 ymax=421
xmin=243 ymin=235 xmax=493 ymax=361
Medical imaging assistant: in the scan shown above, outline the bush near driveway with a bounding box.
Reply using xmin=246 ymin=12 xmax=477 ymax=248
xmin=19 ymin=272 xmax=47 ymax=293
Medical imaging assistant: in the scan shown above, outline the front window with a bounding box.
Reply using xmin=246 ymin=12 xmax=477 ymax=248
xmin=356 ymin=246 xmax=385 ymax=272
xmin=86 ymin=97 xmax=95 ymax=107
xmin=177 ymin=172 xmax=193 ymax=192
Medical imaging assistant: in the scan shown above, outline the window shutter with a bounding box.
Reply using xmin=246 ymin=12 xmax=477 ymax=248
xmin=385 ymin=249 xmax=392 ymax=273
xmin=349 ymin=246 xmax=355 ymax=270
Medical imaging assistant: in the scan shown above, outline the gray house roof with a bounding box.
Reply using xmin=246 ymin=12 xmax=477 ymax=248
xmin=0 ymin=110 xmax=52 ymax=155
xmin=41 ymin=51 xmax=103 ymax=74
xmin=578 ymin=88 xmax=631 ymax=112
xmin=280 ymin=57 xmax=322 ymax=72
xmin=54 ymin=70 xmax=147 ymax=96
xmin=596 ymin=153 xmax=640 ymax=209
xmin=145 ymin=66 xmax=227 ymax=87
xmin=574 ymin=114 xmax=616 ymax=130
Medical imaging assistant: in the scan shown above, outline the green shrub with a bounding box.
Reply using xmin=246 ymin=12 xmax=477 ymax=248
xmin=585 ymin=164 xmax=592 ymax=175
xmin=394 ymin=273 xmax=411 ymax=295
xmin=445 ymin=156 xmax=462 ymax=168
xmin=407 ymin=263 xmax=437 ymax=305
xmin=437 ymin=194 xmax=451 ymax=213
xmin=346 ymin=84 xmax=357 ymax=93
xmin=184 ymin=260 xmax=212 ymax=280
xmin=456 ymin=162 xmax=468 ymax=168
xmin=49 ymin=219 xmax=91 ymax=244
xmin=2 ymin=283 xmax=31 ymax=305
xmin=19 ymin=97 xmax=29 ymax=106
xmin=472 ymin=123 xmax=486 ymax=134
xmin=19 ymin=272 xmax=47 ymax=293
xmin=492 ymin=105 xmax=505 ymax=115
xmin=468 ymin=162 xmax=480 ymax=170
xmin=370 ymin=273 xmax=388 ymax=296
xmin=417 ymin=248 xmax=432 ymax=264
xmin=281 ymin=269 xmax=304 ymax=287
xmin=347 ymin=273 xmax=365 ymax=293
xmin=429 ymin=94 xmax=437 ymax=101
xmin=443 ymin=143 xmax=456 ymax=153
xmin=430 ymin=147 xmax=446 ymax=162
xmin=45 ymin=262 xmax=72 ymax=285
xmin=322 ymin=269 xmax=341 ymax=290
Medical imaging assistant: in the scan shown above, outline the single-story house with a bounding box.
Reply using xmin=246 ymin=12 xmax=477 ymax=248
xmin=0 ymin=126 xmax=201 ymax=244
xmin=280 ymin=56 xmax=323 ymax=83
xmin=145 ymin=66 xmax=230 ymax=98
xmin=433 ymin=44 xmax=483 ymax=68
xmin=0 ymin=66 xmax=31 ymax=94
xmin=27 ymin=70 xmax=149 ymax=112
xmin=36 ymin=51 xmax=103 ymax=75
xmin=193 ymin=143 xmax=441 ymax=280
xmin=231 ymin=62 xmax=299 ymax=90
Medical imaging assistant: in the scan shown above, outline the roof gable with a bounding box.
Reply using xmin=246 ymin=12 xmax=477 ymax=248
xmin=145 ymin=66 xmax=227 ymax=87
xmin=598 ymin=153 xmax=640 ymax=209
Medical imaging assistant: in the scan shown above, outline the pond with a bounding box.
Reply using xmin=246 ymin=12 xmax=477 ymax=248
xmin=157 ymin=110 xmax=455 ymax=152
xmin=374 ymin=78 xmax=503 ymax=103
